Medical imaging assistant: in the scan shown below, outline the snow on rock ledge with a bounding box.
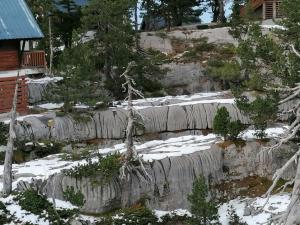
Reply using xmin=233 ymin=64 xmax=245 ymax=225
xmin=15 ymin=92 xmax=249 ymax=141
xmin=12 ymin=134 xmax=223 ymax=214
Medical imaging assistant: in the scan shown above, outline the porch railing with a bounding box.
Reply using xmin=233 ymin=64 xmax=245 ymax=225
xmin=21 ymin=51 xmax=46 ymax=68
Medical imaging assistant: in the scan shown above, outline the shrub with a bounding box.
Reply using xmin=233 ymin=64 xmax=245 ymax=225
xmin=227 ymin=205 xmax=247 ymax=225
xmin=63 ymin=186 xmax=85 ymax=207
xmin=14 ymin=189 xmax=78 ymax=224
xmin=14 ymin=140 xmax=62 ymax=162
xmin=0 ymin=201 xmax=11 ymax=224
xmin=187 ymin=176 xmax=219 ymax=225
xmin=15 ymin=189 xmax=53 ymax=215
xmin=228 ymin=120 xmax=246 ymax=140
xmin=208 ymin=60 xmax=242 ymax=87
xmin=63 ymin=153 xmax=122 ymax=185
xmin=96 ymin=206 xmax=158 ymax=225
xmin=0 ymin=122 xmax=8 ymax=145
xmin=213 ymin=107 xmax=231 ymax=140
xmin=236 ymin=94 xmax=278 ymax=139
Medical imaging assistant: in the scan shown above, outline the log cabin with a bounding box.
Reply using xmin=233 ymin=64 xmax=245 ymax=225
xmin=0 ymin=0 xmax=45 ymax=114
xmin=241 ymin=0 xmax=282 ymax=20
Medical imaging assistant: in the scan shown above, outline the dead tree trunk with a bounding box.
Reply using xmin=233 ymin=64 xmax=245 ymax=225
xmin=119 ymin=62 xmax=150 ymax=181
xmin=3 ymin=73 xmax=19 ymax=196
xmin=3 ymin=41 xmax=25 ymax=196
xmin=49 ymin=15 xmax=54 ymax=77
xmin=124 ymin=66 xmax=135 ymax=161
xmin=262 ymin=45 xmax=300 ymax=224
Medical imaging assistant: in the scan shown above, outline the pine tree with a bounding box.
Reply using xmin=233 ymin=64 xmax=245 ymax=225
xmin=81 ymin=0 xmax=165 ymax=99
xmin=213 ymin=107 xmax=230 ymax=140
xmin=187 ymin=176 xmax=219 ymax=225
xmin=142 ymin=0 xmax=204 ymax=30
xmin=54 ymin=0 xmax=82 ymax=48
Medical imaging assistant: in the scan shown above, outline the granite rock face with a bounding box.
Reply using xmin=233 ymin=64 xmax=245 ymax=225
xmin=140 ymin=27 xmax=237 ymax=54
xmin=16 ymin=102 xmax=248 ymax=142
xmin=221 ymin=141 xmax=297 ymax=180
xmin=36 ymin=147 xmax=223 ymax=213
xmin=161 ymin=63 xmax=222 ymax=95
xmin=16 ymin=140 xmax=296 ymax=214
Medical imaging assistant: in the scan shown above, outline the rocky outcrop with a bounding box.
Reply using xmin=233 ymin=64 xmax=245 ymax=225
xmin=161 ymin=63 xmax=222 ymax=95
xmin=16 ymin=102 xmax=248 ymax=141
xmin=31 ymin=147 xmax=223 ymax=213
xmin=221 ymin=141 xmax=297 ymax=180
xmin=28 ymin=81 xmax=50 ymax=104
xmin=16 ymin=140 xmax=296 ymax=214
xmin=140 ymin=27 xmax=237 ymax=54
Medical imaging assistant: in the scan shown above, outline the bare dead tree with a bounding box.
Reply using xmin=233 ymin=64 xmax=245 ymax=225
xmin=259 ymin=45 xmax=300 ymax=225
xmin=2 ymin=71 xmax=20 ymax=197
xmin=119 ymin=61 xmax=151 ymax=181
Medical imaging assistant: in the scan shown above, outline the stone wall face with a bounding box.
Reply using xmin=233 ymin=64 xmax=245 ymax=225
xmin=17 ymin=140 xmax=296 ymax=214
xmin=16 ymin=102 xmax=248 ymax=142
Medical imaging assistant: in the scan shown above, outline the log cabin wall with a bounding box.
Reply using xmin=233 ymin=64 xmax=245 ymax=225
xmin=0 ymin=40 xmax=20 ymax=71
xmin=0 ymin=76 xmax=28 ymax=114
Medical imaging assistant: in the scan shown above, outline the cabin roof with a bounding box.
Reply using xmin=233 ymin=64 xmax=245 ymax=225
xmin=0 ymin=0 xmax=44 ymax=41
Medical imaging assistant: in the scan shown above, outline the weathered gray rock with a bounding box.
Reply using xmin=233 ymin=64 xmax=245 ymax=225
xmin=140 ymin=27 xmax=237 ymax=54
xmin=16 ymin=102 xmax=249 ymax=142
xmin=221 ymin=141 xmax=297 ymax=180
xmin=16 ymin=140 xmax=297 ymax=215
xmin=26 ymin=147 xmax=223 ymax=214
xmin=28 ymin=82 xmax=50 ymax=104
xmin=161 ymin=63 xmax=221 ymax=95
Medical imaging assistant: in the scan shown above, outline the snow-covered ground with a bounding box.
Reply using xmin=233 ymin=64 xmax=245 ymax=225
xmin=241 ymin=125 xmax=289 ymax=140
xmin=0 ymin=134 xmax=217 ymax=192
xmin=27 ymin=76 xmax=63 ymax=84
xmin=219 ymin=193 xmax=290 ymax=225
xmin=153 ymin=193 xmax=290 ymax=225
xmin=32 ymin=91 xmax=235 ymax=110
xmin=114 ymin=91 xmax=234 ymax=109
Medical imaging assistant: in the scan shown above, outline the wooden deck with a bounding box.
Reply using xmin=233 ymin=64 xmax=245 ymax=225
xmin=22 ymin=51 xmax=46 ymax=68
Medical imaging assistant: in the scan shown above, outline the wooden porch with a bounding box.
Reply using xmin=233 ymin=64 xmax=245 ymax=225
xmin=21 ymin=51 xmax=47 ymax=69
xmin=240 ymin=0 xmax=282 ymax=20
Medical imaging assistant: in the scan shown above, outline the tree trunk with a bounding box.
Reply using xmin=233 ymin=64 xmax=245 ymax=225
xmin=284 ymin=158 xmax=300 ymax=225
xmin=49 ymin=16 xmax=54 ymax=77
xmin=3 ymin=73 xmax=19 ymax=196
xmin=125 ymin=82 xmax=134 ymax=161
xmin=217 ymin=0 xmax=226 ymax=23
xmin=134 ymin=1 xmax=139 ymax=50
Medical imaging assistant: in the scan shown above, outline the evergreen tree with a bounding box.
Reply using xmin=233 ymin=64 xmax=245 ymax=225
xmin=142 ymin=0 xmax=204 ymax=30
xmin=81 ymin=0 xmax=135 ymax=81
xmin=187 ymin=176 xmax=219 ymax=225
xmin=213 ymin=107 xmax=230 ymax=140
xmin=208 ymin=0 xmax=226 ymax=23
xmin=47 ymin=43 xmax=111 ymax=111
xmin=54 ymin=0 xmax=82 ymax=48
xmin=81 ymin=0 xmax=165 ymax=99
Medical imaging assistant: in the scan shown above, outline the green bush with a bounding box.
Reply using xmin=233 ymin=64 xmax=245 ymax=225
xmin=0 ymin=201 xmax=11 ymax=224
xmin=228 ymin=120 xmax=246 ymax=140
xmin=0 ymin=122 xmax=8 ymax=145
xmin=208 ymin=60 xmax=241 ymax=85
xmin=187 ymin=176 xmax=219 ymax=225
xmin=14 ymin=189 xmax=78 ymax=224
xmin=227 ymin=205 xmax=247 ymax=225
xmin=96 ymin=206 xmax=158 ymax=225
xmin=15 ymin=189 xmax=53 ymax=215
xmin=236 ymin=94 xmax=278 ymax=139
xmin=63 ymin=153 xmax=122 ymax=185
xmin=63 ymin=186 xmax=85 ymax=207
xmin=14 ymin=140 xmax=62 ymax=163
xmin=213 ymin=107 xmax=231 ymax=140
